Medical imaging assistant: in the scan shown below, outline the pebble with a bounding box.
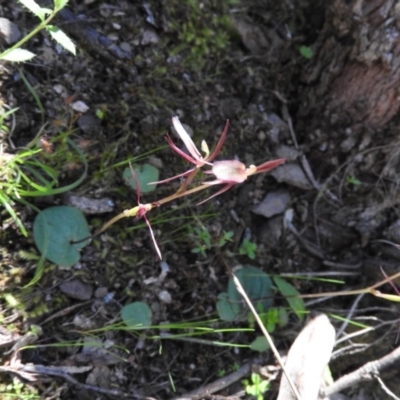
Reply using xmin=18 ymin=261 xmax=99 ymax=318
xmin=59 ymin=278 xmax=93 ymax=300
xmin=64 ymin=193 xmax=114 ymax=214
xmin=253 ymin=190 xmax=291 ymax=218
xmin=77 ymin=113 xmax=101 ymax=134
xmin=71 ymin=100 xmax=89 ymax=113
xmin=0 ymin=18 xmax=21 ymax=45
xmin=158 ymin=290 xmax=172 ymax=304
xmin=270 ymin=163 xmax=313 ymax=190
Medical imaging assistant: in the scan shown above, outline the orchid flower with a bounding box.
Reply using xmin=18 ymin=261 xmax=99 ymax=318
xmin=199 ymin=158 xmax=286 ymax=204
xmin=123 ymin=164 xmax=162 ymax=259
xmin=155 ymin=117 xmax=230 ymax=185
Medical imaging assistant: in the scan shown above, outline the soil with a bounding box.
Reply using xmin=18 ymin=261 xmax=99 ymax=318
xmin=2 ymin=1 xmax=400 ymax=399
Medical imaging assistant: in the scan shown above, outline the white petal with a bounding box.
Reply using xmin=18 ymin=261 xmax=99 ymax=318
xmin=172 ymin=116 xmax=202 ymax=160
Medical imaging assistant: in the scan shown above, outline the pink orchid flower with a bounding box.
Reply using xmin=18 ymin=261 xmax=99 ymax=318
xmin=129 ymin=164 xmax=162 ymax=259
xmin=156 ymin=117 xmax=230 ymax=184
xmin=200 ymin=158 xmax=286 ymax=203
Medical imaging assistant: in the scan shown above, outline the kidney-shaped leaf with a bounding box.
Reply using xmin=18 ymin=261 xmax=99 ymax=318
xmin=121 ymin=301 xmax=152 ymax=328
xmin=228 ymin=266 xmax=273 ymax=310
xmin=123 ymin=163 xmax=159 ymax=194
xmin=217 ymin=266 xmax=274 ymax=321
xmin=33 ymin=206 xmax=90 ymax=268
xmin=217 ymin=292 xmax=241 ymax=322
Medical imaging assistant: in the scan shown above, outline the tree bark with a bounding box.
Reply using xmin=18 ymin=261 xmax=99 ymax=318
xmin=298 ymin=0 xmax=400 ymax=132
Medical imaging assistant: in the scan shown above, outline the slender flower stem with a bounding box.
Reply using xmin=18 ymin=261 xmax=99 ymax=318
xmin=95 ymin=210 xmax=136 ymax=235
xmin=157 ymin=182 xmax=214 ymax=205
xmin=96 ymin=181 xmax=214 ymax=235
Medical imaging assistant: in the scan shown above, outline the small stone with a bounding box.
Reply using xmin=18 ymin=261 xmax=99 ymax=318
xmin=71 ymin=100 xmax=89 ymax=113
xmin=257 ymin=130 xmax=266 ymax=141
xmin=0 ymin=18 xmax=22 ymax=45
xmin=341 ymin=136 xmax=356 ymax=152
xmin=275 ymin=145 xmax=302 ymax=161
xmin=148 ymin=156 xmax=163 ymax=169
xmin=77 ymin=113 xmax=101 ymax=134
xmin=73 ymin=314 xmax=95 ymax=329
xmin=53 ymin=84 xmax=66 ymax=95
xmin=120 ymin=42 xmax=132 ymax=54
xmin=270 ymin=163 xmax=313 ymax=190
xmin=258 ymin=216 xmax=283 ymax=248
xmin=141 ymin=29 xmax=160 ymax=45
xmin=59 ymin=278 xmax=93 ymax=300
xmin=158 ymin=290 xmax=172 ymax=304
xmin=253 ymin=190 xmax=291 ymax=218
xmin=64 ymin=193 xmax=114 ymax=214
xmin=94 ymin=287 xmax=108 ymax=299
xmin=385 ymin=219 xmax=400 ymax=243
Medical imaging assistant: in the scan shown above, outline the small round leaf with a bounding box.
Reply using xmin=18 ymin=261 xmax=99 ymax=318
xmin=228 ymin=266 xmax=273 ymax=311
xmin=250 ymin=336 xmax=270 ymax=352
xmin=123 ymin=164 xmax=159 ymax=194
xmin=217 ymin=292 xmax=241 ymax=321
xmin=33 ymin=206 xmax=90 ymax=268
xmin=121 ymin=301 xmax=152 ymax=328
xmin=217 ymin=266 xmax=274 ymax=321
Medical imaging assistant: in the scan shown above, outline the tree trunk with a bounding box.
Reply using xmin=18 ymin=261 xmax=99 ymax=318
xmin=296 ymin=0 xmax=400 ymax=260
xmin=299 ymin=0 xmax=400 ymax=132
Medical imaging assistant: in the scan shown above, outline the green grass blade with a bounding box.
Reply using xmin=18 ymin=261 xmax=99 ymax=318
xmin=0 ymin=191 xmax=28 ymax=236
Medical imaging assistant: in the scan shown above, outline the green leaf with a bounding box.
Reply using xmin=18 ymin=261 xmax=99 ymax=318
xmin=123 ymin=163 xmax=159 ymax=194
xmin=217 ymin=266 xmax=274 ymax=321
xmin=299 ymin=45 xmax=313 ymax=59
xmin=273 ymin=276 xmax=305 ymax=320
xmin=47 ymin=25 xmax=76 ymax=55
xmin=277 ymin=307 xmax=289 ymax=328
xmin=0 ymin=192 xmax=28 ymax=236
xmin=54 ymin=0 xmax=69 ymax=11
xmin=250 ymin=336 xmax=270 ymax=352
xmin=121 ymin=301 xmax=152 ymax=328
xmin=1 ymin=48 xmax=36 ymax=62
xmin=18 ymin=0 xmax=52 ymax=20
xmin=33 ymin=206 xmax=90 ymax=267
xmin=216 ymin=292 xmax=241 ymax=321
xmin=229 ymin=266 xmax=273 ymax=311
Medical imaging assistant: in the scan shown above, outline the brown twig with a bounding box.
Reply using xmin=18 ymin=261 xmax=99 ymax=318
xmin=0 ymin=363 xmax=149 ymax=399
xmin=172 ymin=363 xmax=251 ymax=400
xmin=321 ymin=345 xmax=400 ymax=397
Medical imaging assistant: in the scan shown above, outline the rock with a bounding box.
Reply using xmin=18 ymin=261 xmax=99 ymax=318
xmin=77 ymin=113 xmax=101 ymax=134
xmin=385 ymin=219 xmax=400 ymax=243
xmin=59 ymin=278 xmax=93 ymax=300
xmin=70 ymin=100 xmax=89 ymax=113
xmin=220 ymin=97 xmax=242 ymax=119
xmin=158 ymin=290 xmax=172 ymax=304
xmin=266 ymin=113 xmax=289 ymax=143
xmin=258 ymin=215 xmax=283 ymax=248
xmin=141 ymin=29 xmax=160 ymax=45
xmin=231 ymin=16 xmax=270 ymax=55
xmin=86 ymin=365 xmax=111 ymax=388
xmin=270 ymin=163 xmax=313 ymax=190
xmin=64 ymin=193 xmax=114 ymax=214
xmin=253 ymin=190 xmax=291 ymax=218
xmin=275 ymin=145 xmax=302 ymax=161
xmin=0 ymin=18 xmax=22 ymax=45
xmin=94 ymin=287 xmax=108 ymax=298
